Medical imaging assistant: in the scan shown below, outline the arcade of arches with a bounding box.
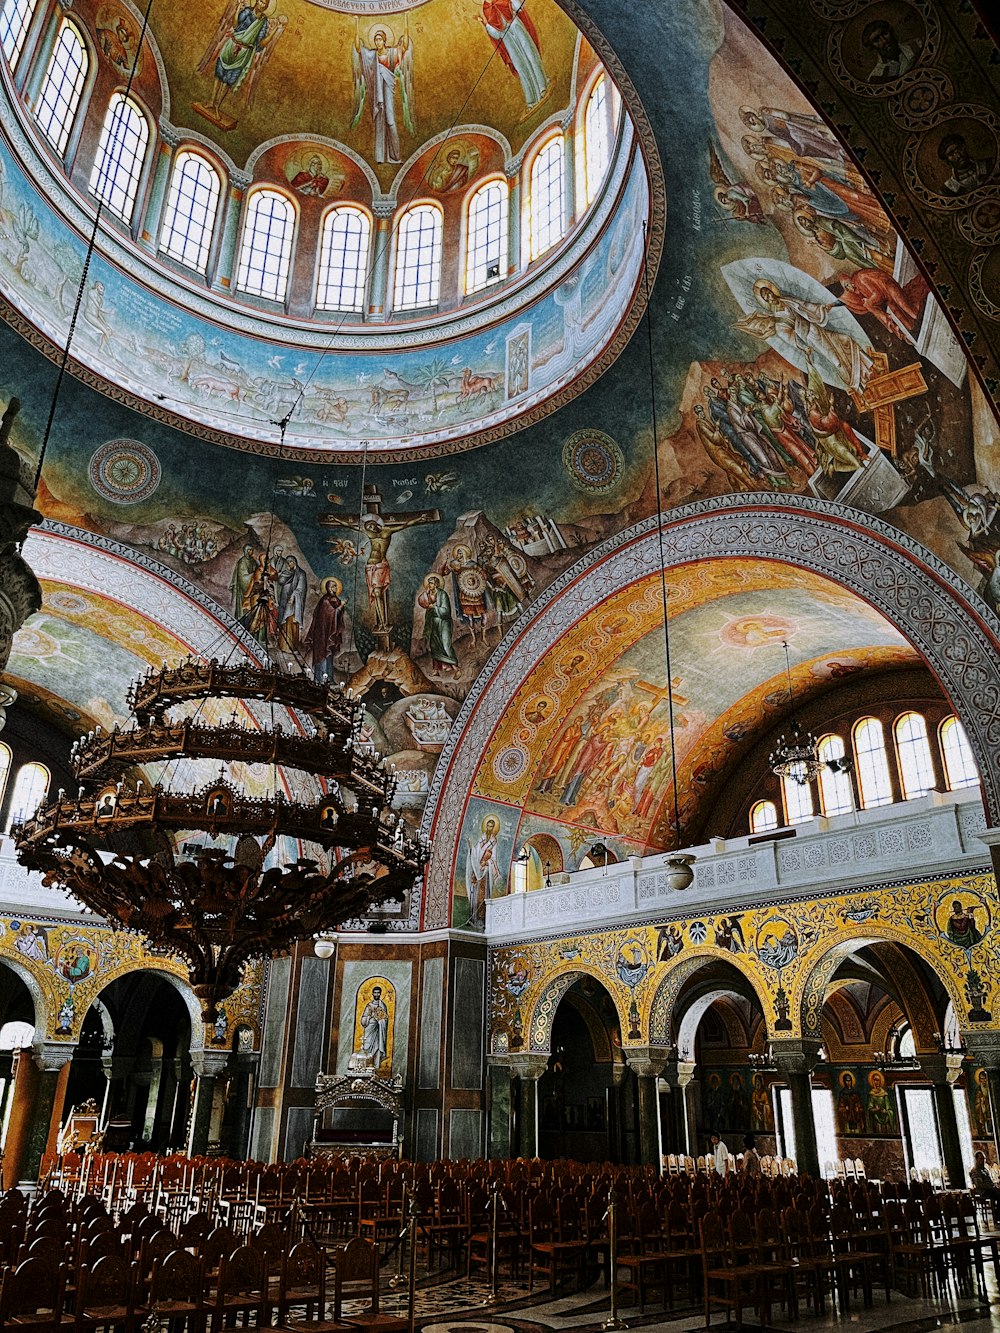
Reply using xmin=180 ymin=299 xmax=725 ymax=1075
xmin=0 ymin=0 xmax=999 ymax=1248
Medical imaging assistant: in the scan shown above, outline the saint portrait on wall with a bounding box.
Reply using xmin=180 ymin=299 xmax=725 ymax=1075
xmin=351 ymin=975 xmax=395 ymax=1075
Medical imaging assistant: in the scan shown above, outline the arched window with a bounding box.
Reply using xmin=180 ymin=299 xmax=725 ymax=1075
xmin=5 ymin=761 xmax=49 ymax=831
xmin=0 ymin=742 xmax=10 ymax=810
xmin=89 ymin=93 xmax=149 ymax=222
xmin=0 ymin=1021 xmax=33 ymax=1050
xmin=236 ymin=188 xmax=295 ymax=302
xmin=510 ymin=848 xmax=528 ymax=894
xmin=1 ymin=0 xmax=38 ymax=69
xmin=817 ymin=734 xmax=854 ymax=816
xmin=853 ymin=717 xmax=893 ymax=808
xmin=528 ymin=134 xmax=565 ymax=261
xmin=750 ymin=799 xmax=779 ymax=834
xmin=894 ymin=711 xmax=936 ymax=800
xmin=160 ymin=150 xmax=222 ymax=273
xmin=781 ymin=770 xmax=814 ymax=825
xmin=35 ymin=18 xmax=88 ymax=156
xmin=466 ymin=179 xmax=508 ymax=294
xmin=940 ymin=715 xmax=979 ymax=790
xmin=317 ymin=206 xmax=370 ymax=312
xmin=393 ymin=204 xmax=442 ymax=311
xmin=580 ymin=73 xmax=612 ymax=209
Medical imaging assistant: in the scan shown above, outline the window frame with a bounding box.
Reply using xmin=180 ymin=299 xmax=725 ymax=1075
xmin=34 ymin=16 xmax=89 ymax=158
xmin=749 ymin=799 xmax=779 ymax=834
xmin=0 ymin=741 xmax=11 ymax=814
xmin=816 ymin=733 xmax=855 ymax=816
xmin=464 ymin=175 xmax=509 ymax=296
xmin=781 ymin=768 xmax=815 ymax=825
xmin=852 ymin=716 xmax=894 ymax=809
xmin=1 ymin=0 xmax=39 ymax=71
xmin=525 ymin=130 xmax=566 ymax=264
xmin=392 ymin=200 xmax=444 ymax=313
xmin=158 ymin=148 xmax=223 ymax=275
xmin=939 ymin=715 xmax=979 ymax=791
xmin=316 ymin=203 xmax=372 ymax=314
xmin=235 ymin=184 xmax=297 ymax=304
xmin=89 ymin=91 xmax=150 ymax=224
xmin=4 ymin=761 xmax=50 ymax=832
xmin=893 ymin=710 xmax=937 ymax=801
xmin=576 ymin=69 xmax=613 ymax=213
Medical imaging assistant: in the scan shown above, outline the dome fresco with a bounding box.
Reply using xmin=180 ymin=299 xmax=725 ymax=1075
xmin=0 ymin=0 xmax=997 ymax=933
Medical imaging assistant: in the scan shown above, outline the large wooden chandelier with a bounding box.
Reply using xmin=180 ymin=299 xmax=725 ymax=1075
xmin=14 ymin=659 xmax=427 ymax=1023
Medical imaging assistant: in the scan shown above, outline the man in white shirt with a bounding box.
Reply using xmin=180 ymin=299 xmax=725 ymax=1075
xmin=711 ymin=1133 xmax=729 ymax=1174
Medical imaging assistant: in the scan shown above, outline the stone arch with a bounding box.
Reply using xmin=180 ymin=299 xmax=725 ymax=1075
xmin=796 ymin=929 xmax=964 ymax=1043
xmin=524 ymin=965 xmax=627 ymax=1055
xmin=648 ymin=950 xmax=773 ymax=1047
xmin=0 ymin=956 xmax=49 ymax=1037
xmin=77 ymin=964 xmax=205 ymax=1055
xmin=423 ymin=496 xmax=1000 ymax=928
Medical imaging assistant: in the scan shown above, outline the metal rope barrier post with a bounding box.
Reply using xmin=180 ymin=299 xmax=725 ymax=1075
xmin=389 ymin=1178 xmax=409 ymax=1288
xmin=406 ymin=1196 xmax=419 ymax=1333
xmin=602 ymin=1191 xmax=628 ymax=1331
xmin=482 ymin=1182 xmax=502 ymax=1306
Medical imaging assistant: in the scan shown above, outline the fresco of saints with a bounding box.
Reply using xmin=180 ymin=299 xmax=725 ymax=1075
xmin=738 ymin=278 xmax=874 ymax=394
xmin=358 ymin=985 xmax=389 ymax=1070
xmin=946 ymin=898 xmax=984 ymax=949
xmin=480 ymin=0 xmax=550 ymax=112
xmin=836 ymin=1070 xmax=866 ymax=1135
xmin=866 ymin=1069 xmax=896 ymax=1133
xmin=195 ymin=0 xmax=286 ymax=132
xmin=351 ymin=22 xmax=414 ymax=165
xmin=417 ymin=574 xmax=459 ymax=678
xmin=465 ymin=815 xmax=500 ymax=926
xmin=304 ymin=578 xmax=343 ymax=682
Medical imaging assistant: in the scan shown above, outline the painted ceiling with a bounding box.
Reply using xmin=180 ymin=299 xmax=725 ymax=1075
xmin=1 ymin=0 xmax=997 ymax=933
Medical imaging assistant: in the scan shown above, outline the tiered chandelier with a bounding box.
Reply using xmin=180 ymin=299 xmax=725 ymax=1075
xmin=769 ymin=641 xmax=852 ymax=786
xmin=14 ymin=659 xmax=427 ymax=1023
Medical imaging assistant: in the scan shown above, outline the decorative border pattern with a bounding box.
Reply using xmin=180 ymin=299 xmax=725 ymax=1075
xmin=422 ymin=495 xmax=1000 ymax=928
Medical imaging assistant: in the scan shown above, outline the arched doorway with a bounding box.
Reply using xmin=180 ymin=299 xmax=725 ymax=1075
xmin=68 ymin=972 xmax=193 ymax=1153
xmin=534 ymin=976 xmax=627 ymax=1161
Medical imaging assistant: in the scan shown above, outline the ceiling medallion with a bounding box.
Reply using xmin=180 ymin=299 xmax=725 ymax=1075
xmin=88 ymin=439 xmax=161 ymax=505
xmin=562 ymin=429 xmax=625 ymax=493
xmin=14 ymin=659 xmax=427 ymax=1026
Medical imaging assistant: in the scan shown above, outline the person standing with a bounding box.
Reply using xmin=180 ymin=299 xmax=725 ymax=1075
xmin=711 ymin=1133 xmax=729 ymax=1174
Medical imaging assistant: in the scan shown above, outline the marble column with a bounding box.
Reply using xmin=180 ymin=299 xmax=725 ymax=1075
xmin=920 ymin=1052 xmax=965 ymax=1188
xmin=661 ymin=1057 xmax=697 ymax=1156
xmin=187 ymin=1049 xmax=230 ymax=1156
xmin=493 ymin=1053 xmax=547 ymax=1158
xmin=23 ymin=1041 xmax=76 ymax=1183
xmin=506 ymin=162 xmax=522 ymax=275
xmin=562 ymin=114 xmax=577 ymax=231
xmin=485 ymin=1056 xmax=513 ymax=1159
xmin=367 ymin=201 xmax=394 ymax=320
xmin=625 ymin=1046 xmax=671 ymax=1167
xmin=963 ymin=1031 xmax=1000 ymax=1160
xmin=227 ymin=1052 xmax=259 ymax=1160
xmin=140 ymin=121 xmax=181 ymax=253
xmin=771 ymin=1038 xmax=822 ymax=1177
xmin=211 ymin=169 xmax=253 ymax=294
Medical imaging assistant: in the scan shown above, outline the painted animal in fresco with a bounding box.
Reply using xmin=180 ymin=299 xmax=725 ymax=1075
xmin=371 ymin=385 xmax=409 ymax=414
xmin=190 ymin=373 xmax=241 ymax=402
xmin=458 ymin=368 xmax=500 ymax=400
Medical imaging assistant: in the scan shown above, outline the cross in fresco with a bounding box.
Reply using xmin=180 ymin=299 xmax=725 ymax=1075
xmin=635 ymin=677 xmax=689 ymax=711
xmin=320 ymin=483 xmax=440 ymax=652
xmin=850 ymin=351 xmax=927 ymax=456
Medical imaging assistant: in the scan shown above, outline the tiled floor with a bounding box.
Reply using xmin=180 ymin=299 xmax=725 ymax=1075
xmin=345 ymin=1275 xmax=1000 ymax=1333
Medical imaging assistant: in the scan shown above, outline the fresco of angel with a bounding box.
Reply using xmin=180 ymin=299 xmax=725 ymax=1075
xmin=480 ymin=0 xmax=550 ymax=113
xmin=351 ymin=19 xmax=414 ymax=165
xmin=194 ymin=0 xmax=286 ymax=132
xmin=708 ymin=142 xmax=766 ymax=224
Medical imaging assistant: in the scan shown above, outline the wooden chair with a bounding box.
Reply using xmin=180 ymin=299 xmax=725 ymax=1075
xmin=330 ymin=1237 xmax=406 ymax=1331
xmin=271 ymin=1240 xmax=351 ymax=1332
xmin=74 ymin=1254 xmax=141 ymax=1333
xmin=0 ymin=1256 xmax=73 ymax=1331
xmin=699 ymin=1210 xmax=760 ymax=1328
xmin=616 ymin=1199 xmax=668 ymax=1312
xmin=147 ymin=1249 xmax=208 ymax=1333
xmin=527 ymin=1197 xmax=587 ymax=1295
xmin=206 ymin=1245 xmax=269 ymax=1333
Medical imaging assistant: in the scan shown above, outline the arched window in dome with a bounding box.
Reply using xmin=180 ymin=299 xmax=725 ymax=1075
xmin=317 ymin=205 xmax=370 ymax=313
xmin=393 ymin=203 xmax=442 ymax=311
xmin=236 ymin=187 xmax=295 ymax=302
xmin=528 ymin=133 xmax=565 ymax=261
xmin=160 ymin=150 xmax=221 ymax=274
xmin=749 ymin=799 xmax=779 ymax=834
xmin=578 ymin=72 xmax=613 ymax=210
xmin=894 ymin=710 xmax=936 ymax=800
xmin=89 ymin=93 xmax=149 ymax=223
xmin=5 ymin=761 xmax=49 ymax=832
xmin=465 ymin=178 xmax=508 ymax=294
xmin=35 ymin=17 xmax=88 ymax=156
xmin=853 ymin=716 xmax=893 ymax=809
xmin=817 ymin=733 xmax=854 ymax=816
xmin=1 ymin=0 xmax=38 ymax=69
xmin=940 ymin=715 xmax=979 ymax=790
xmin=781 ymin=770 xmax=814 ymax=825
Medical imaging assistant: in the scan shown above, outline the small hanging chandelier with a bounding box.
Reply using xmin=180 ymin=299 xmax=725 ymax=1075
xmin=769 ymin=641 xmax=851 ymax=786
xmin=14 ymin=658 xmax=427 ymax=1024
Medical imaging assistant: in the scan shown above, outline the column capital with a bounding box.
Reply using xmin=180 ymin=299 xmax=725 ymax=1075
xmin=229 ymin=169 xmax=252 ymax=192
xmin=487 ymin=1052 xmax=548 ymax=1082
xmin=660 ymin=1057 xmax=697 ymax=1090
xmin=624 ymin=1045 xmax=672 ymax=1078
xmin=963 ymin=1030 xmax=1000 ymax=1068
xmin=32 ymin=1040 xmax=76 ymax=1072
xmin=770 ymin=1037 xmax=824 ymax=1077
xmin=191 ymin=1049 xmax=230 ymax=1079
xmin=158 ymin=118 xmax=182 ymax=148
xmin=919 ymin=1052 xmax=964 ymax=1085
xmin=372 ymin=196 xmax=395 ymax=220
